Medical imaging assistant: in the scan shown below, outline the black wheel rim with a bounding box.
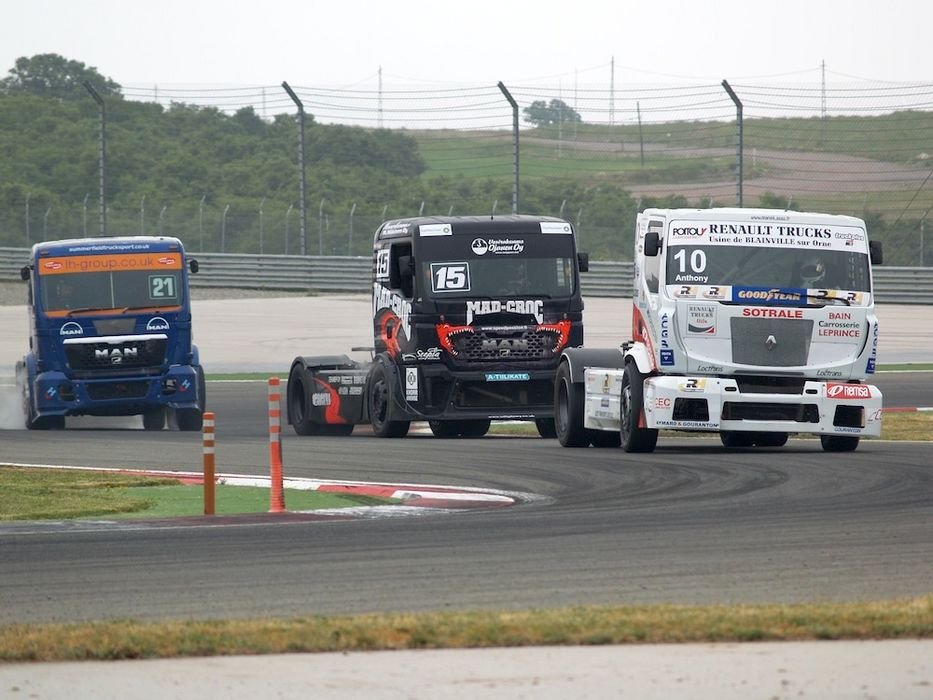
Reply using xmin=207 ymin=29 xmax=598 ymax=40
xmin=620 ymin=382 xmax=633 ymax=439
xmin=372 ymin=377 xmax=389 ymax=426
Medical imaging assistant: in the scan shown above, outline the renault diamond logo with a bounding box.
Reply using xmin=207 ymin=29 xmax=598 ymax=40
xmin=765 ymin=334 xmax=777 ymax=351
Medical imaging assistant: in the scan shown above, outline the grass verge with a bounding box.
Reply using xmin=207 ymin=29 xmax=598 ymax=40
xmin=0 ymin=467 xmax=395 ymax=521
xmin=1 ymin=596 xmax=931 ymax=661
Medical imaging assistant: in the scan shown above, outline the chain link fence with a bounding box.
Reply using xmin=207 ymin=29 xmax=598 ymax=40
xmin=3 ymin=77 xmax=933 ymax=263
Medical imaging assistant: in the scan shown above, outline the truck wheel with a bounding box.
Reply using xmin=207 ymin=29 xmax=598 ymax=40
xmin=428 ymin=419 xmax=489 ymax=438
xmin=458 ymin=419 xmax=490 ymax=438
xmin=288 ymin=367 xmax=323 ymax=436
xmin=175 ymin=407 xmax=203 ymax=432
xmin=429 ymin=420 xmax=459 ymax=438
xmin=754 ymin=432 xmax=788 ymax=448
xmin=27 ymin=414 xmax=65 ymax=430
xmin=620 ymin=363 xmax=658 ymax=453
xmin=288 ymin=368 xmax=354 ymax=436
xmin=196 ymin=366 xmax=207 ymax=413
xmin=589 ymin=431 xmax=622 ymax=448
xmin=368 ymin=363 xmax=410 ymax=438
xmin=720 ymin=431 xmax=755 ymax=448
xmin=554 ymin=362 xmax=589 ymax=447
xmin=820 ymin=435 xmax=860 ymax=452
xmin=535 ymin=418 xmax=557 ymax=439
xmin=142 ymin=408 xmax=166 ymax=431
xmin=175 ymin=366 xmax=206 ymax=432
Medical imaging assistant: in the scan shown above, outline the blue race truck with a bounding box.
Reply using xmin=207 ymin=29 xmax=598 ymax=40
xmin=16 ymin=236 xmax=205 ymax=430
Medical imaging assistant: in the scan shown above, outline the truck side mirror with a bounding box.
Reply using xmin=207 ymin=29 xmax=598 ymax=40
xmin=20 ymin=265 xmax=31 ymax=281
xmin=189 ymin=259 xmax=200 ymax=273
xmin=644 ymin=231 xmax=661 ymax=257
xmin=869 ymin=240 xmax=883 ymax=266
xmin=577 ymin=252 xmax=589 ymax=273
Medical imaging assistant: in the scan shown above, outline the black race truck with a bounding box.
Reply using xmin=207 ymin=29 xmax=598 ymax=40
xmin=287 ymin=215 xmax=587 ymax=438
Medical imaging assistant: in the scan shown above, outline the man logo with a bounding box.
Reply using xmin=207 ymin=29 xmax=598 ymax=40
xmin=471 ymin=238 xmax=489 ymax=255
xmin=95 ymin=347 xmax=138 ymax=365
xmin=146 ymin=317 xmax=170 ymax=331
xmin=59 ymin=321 xmax=83 ymax=337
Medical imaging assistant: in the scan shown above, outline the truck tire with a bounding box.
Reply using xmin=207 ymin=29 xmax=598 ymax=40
xmin=460 ymin=419 xmax=491 ymax=437
xmin=535 ymin=417 xmax=557 ymax=439
xmin=197 ymin=365 xmax=207 ymax=412
xmin=175 ymin=367 xmax=205 ymax=432
xmin=430 ymin=419 xmax=491 ymax=438
xmin=721 ymin=431 xmax=788 ymax=448
xmin=754 ymin=432 xmax=788 ymax=448
xmin=820 ymin=435 xmax=860 ymax=452
xmin=620 ymin=363 xmax=658 ymax=453
xmin=590 ymin=431 xmax=622 ymax=448
xmin=368 ymin=363 xmax=410 ymax=438
xmin=26 ymin=414 xmax=65 ymax=430
xmin=554 ymin=362 xmax=589 ymax=447
xmin=288 ymin=366 xmax=321 ymax=436
xmin=428 ymin=420 xmax=457 ymax=438
xmin=175 ymin=408 xmax=202 ymax=432
xmin=20 ymin=376 xmax=64 ymax=430
xmin=142 ymin=408 xmax=166 ymax=431
xmin=720 ymin=431 xmax=755 ymax=448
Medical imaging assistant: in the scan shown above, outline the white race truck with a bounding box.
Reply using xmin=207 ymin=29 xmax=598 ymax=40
xmin=554 ymin=207 xmax=884 ymax=453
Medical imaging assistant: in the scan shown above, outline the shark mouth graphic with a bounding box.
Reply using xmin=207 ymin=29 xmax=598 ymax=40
xmin=435 ymin=320 xmax=572 ymax=357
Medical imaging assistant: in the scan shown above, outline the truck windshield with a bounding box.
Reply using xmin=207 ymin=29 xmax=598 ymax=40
xmin=665 ymin=245 xmax=871 ymax=293
xmin=422 ymin=256 xmax=576 ymax=298
xmin=39 ymin=269 xmax=182 ymax=315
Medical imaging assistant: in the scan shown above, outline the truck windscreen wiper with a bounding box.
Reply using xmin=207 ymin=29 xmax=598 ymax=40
xmin=805 ymin=293 xmax=851 ymax=306
xmin=65 ymin=306 xmax=126 ymax=316
xmin=119 ymin=305 xmax=179 ymax=312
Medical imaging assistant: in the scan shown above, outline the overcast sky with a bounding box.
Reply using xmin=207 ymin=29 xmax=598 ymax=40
xmin=1 ymin=0 xmax=932 ymax=90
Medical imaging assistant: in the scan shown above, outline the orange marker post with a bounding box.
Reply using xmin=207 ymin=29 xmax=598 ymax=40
xmin=202 ymin=411 xmax=216 ymax=515
xmin=268 ymin=377 xmax=286 ymax=513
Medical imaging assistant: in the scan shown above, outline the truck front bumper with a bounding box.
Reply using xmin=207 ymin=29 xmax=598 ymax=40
xmin=32 ymin=366 xmax=200 ymax=418
xmin=642 ymin=375 xmax=883 ymax=437
xmin=583 ymin=371 xmax=882 ymax=438
xmin=407 ymin=365 xmax=557 ymax=421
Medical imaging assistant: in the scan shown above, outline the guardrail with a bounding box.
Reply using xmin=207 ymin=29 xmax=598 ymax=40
xmin=2 ymin=247 xmax=930 ymax=304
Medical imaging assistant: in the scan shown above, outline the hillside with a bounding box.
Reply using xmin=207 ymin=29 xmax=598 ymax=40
xmin=1 ymin=90 xmax=931 ymax=264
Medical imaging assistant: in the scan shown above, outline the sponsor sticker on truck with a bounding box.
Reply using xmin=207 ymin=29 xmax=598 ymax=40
xmin=826 ymin=383 xmax=872 ymax=399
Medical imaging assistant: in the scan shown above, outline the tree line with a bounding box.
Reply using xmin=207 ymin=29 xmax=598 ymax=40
xmin=0 ymin=54 xmax=927 ymax=264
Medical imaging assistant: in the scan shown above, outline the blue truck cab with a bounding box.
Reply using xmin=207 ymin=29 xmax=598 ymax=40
xmin=16 ymin=236 xmax=205 ymax=431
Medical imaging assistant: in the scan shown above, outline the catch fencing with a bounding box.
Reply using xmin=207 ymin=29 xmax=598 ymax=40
xmin=1 ymin=248 xmax=931 ymax=304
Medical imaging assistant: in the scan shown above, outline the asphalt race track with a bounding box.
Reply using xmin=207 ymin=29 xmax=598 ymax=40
xmin=1 ymin=376 xmax=932 ymax=624
xmin=0 ymin=298 xmax=931 ymax=626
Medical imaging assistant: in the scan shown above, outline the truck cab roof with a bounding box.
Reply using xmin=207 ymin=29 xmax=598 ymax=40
xmin=31 ymin=236 xmax=187 ymax=257
xmin=639 ymin=207 xmax=867 ymax=228
xmin=375 ymin=215 xmax=573 ymax=241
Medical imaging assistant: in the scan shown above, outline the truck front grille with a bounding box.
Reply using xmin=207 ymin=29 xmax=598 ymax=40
xmin=454 ymin=379 xmax=553 ymax=409
xmin=65 ymin=337 xmax=168 ymax=372
xmin=87 ymin=381 xmax=150 ymax=401
xmin=730 ymin=318 xmax=812 ymax=367
xmin=447 ymin=327 xmax=564 ymax=362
